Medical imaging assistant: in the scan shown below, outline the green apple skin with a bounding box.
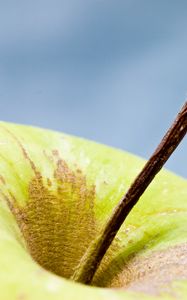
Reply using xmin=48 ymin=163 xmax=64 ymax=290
xmin=0 ymin=121 xmax=186 ymax=300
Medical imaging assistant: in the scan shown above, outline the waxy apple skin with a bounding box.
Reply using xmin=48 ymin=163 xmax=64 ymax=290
xmin=0 ymin=121 xmax=186 ymax=300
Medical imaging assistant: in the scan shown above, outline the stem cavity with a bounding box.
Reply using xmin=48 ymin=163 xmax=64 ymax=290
xmin=71 ymin=101 xmax=187 ymax=285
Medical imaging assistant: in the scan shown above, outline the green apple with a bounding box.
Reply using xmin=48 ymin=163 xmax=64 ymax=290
xmin=0 ymin=121 xmax=186 ymax=300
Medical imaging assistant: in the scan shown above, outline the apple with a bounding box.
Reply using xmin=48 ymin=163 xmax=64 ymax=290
xmin=0 ymin=121 xmax=186 ymax=300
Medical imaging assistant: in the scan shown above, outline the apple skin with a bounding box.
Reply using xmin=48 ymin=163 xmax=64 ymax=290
xmin=0 ymin=121 xmax=186 ymax=300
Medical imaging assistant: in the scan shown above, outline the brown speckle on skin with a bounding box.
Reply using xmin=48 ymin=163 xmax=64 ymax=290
xmin=17 ymin=294 xmax=27 ymax=300
xmin=52 ymin=149 xmax=59 ymax=157
xmin=0 ymin=175 xmax=6 ymax=185
xmin=103 ymin=181 xmax=108 ymax=185
xmin=47 ymin=178 xmax=52 ymax=187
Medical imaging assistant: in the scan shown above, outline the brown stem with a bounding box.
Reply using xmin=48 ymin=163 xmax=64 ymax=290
xmin=71 ymin=101 xmax=187 ymax=285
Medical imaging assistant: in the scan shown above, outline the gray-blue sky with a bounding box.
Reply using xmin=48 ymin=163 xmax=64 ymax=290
xmin=0 ymin=1 xmax=187 ymax=177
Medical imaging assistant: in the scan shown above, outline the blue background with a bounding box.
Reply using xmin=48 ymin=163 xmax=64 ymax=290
xmin=0 ymin=1 xmax=186 ymax=177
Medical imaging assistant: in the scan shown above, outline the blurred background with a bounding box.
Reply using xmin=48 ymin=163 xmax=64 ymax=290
xmin=0 ymin=0 xmax=186 ymax=177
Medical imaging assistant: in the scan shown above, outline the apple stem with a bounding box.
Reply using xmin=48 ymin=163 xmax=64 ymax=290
xmin=71 ymin=101 xmax=187 ymax=285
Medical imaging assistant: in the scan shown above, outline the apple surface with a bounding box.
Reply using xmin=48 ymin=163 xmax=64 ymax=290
xmin=0 ymin=121 xmax=186 ymax=300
